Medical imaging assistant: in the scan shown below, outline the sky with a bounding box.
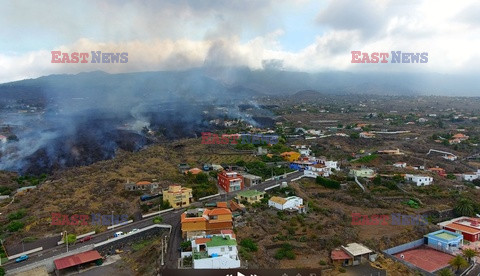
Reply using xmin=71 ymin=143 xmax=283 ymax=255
xmin=1 ymin=0 xmax=480 ymax=83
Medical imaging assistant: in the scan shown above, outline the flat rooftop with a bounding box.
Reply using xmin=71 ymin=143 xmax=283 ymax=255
xmin=433 ymin=232 xmax=460 ymax=241
xmin=342 ymin=243 xmax=372 ymax=256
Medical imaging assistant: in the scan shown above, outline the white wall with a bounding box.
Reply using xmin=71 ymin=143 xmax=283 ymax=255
xmin=193 ymin=256 xmax=241 ymax=269
xmin=268 ymin=200 xmax=284 ymax=210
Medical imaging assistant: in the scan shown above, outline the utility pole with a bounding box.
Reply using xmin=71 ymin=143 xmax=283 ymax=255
xmin=64 ymin=230 xmax=69 ymax=252
xmin=164 ymin=235 xmax=168 ymax=254
xmin=111 ymin=210 xmax=114 ymax=230
xmin=161 ymin=239 xmax=164 ymax=266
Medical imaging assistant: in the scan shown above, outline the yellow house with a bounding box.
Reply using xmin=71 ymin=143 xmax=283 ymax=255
xmin=163 ymin=185 xmax=193 ymax=208
xmin=281 ymin=151 xmax=301 ymax=162
xmin=236 ymin=190 xmax=265 ymax=204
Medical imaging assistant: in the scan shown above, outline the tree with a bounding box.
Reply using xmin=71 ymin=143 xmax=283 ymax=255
xmin=454 ymin=198 xmax=475 ymax=217
xmin=152 ymin=216 xmax=163 ymax=224
xmin=0 ymin=267 xmax=5 ymax=276
xmin=448 ymin=255 xmax=468 ymax=273
xmin=64 ymin=234 xmax=76 ymax=244
xmin=462 ymin=248 xmax=478 ymax=263
xmin=437 ymin=268 xmax=453 ymax=276
xmin=472 ymin=179 xmax=480 ymax=187
xmin=350 ymin=133 xmax=359 ymax=139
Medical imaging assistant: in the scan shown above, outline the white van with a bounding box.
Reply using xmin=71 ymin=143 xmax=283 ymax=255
xmin=114 ymin=231 xmax=124 ymax=237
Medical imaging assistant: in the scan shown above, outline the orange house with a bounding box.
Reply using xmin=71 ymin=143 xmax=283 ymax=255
xmin=281 ymin=151 xmax=301 ymax=162
xmin=181 ymin=208 xmax=233 ymax=238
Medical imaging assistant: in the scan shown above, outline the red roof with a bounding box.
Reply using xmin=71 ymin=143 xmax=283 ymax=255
xmin=204 ymin=208 xmax=232 ymax=216
xmin=54 ymin=250 xmax=102 ymax=270
xmin=195 ymin=238 xmax=211 ymax=244
xmin=136 ymin=181 xmax=152 ymax=185
xmin=331 ymin=249 xmax=352 ymax=260
xmin=445 ymin=223 xmax=480 ymax=235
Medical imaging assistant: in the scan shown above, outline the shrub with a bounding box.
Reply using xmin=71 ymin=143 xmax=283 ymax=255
xmin=319 ymin=260 xmax=327 ymax=265
xmin=7 ymin=209 xmax=27 ymax=221
xmin=152 ymin=216 xmax=163 ymax=223
xmin=180 ymin=240 xmax=192 ymax=251
xmin=316 ymin=176 xmax=340 ymax=189
xmin=339 ymin=267 xmax=346 ymax=273
xmin=240 ymin=238 xmax=258 ymax=252
xmin=274 ymin=243 xmax=296 ymax=260
xmin=7 ymin=221 xmax=24 ymax=232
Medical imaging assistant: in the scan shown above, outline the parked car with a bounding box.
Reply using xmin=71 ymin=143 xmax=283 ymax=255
xmin=79 ymin=236 xmax=92 ymax=243
xmin=15 ymin=255 xmax=29 ymax=263
xmin=130 ymin=228 xmax=139 ymax=233
xmin=114 ymin=231 xmax=124 ymax=237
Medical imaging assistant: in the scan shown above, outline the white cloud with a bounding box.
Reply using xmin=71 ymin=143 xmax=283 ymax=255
xmin=1 ymin=0 xmax=480 ymax=83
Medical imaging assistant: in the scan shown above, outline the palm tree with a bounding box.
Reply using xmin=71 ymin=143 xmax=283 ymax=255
xmin=454 ymin=198 xmax=475 ymax=217
xmin=462 ymin=248 xmax=478 ymax=263
xmin=449 ymin=255 xmax=468 ymax=274
xmin=437 ymin=268 xmax=453 ymax=276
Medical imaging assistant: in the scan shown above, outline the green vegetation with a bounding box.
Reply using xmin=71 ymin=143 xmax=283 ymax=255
xmin=132 ymin=239 xmax=153 ymax=252
xmin=7 ymin=221 xmax=24 ymax=232
xmin=152 ymin=216 xmax=163 ymax=224
xmin=404 ymin=199 xmax=420 ymax=209
xmin=7 ymin=209 xmax=27 ymax=221
xmin=15 ymin=174 xmax=47 ymax=186
xmin=462 ymin=248 xmax=478 ymax=263
xmin=353 ymin=154 xmax=378 ymax=163
xmin=449 ymin=255 xmax=468 ymax=273
xmin=64 ymin=234 xmax=76 ymax=244
xmin=446 ymin=174 xmax=456 ymax=180
xmin=180 ymin=240 xmax=192 ymax=251
xmin=244 ymin=161 xmax=293 ymax=180
xmin=349 ymin=133 xmax=359 ymax=139
xmin=240 ymin=238 xmax=258 ymax=252
xmin=437 ymin=268 xmax=453 ymax=276
xmin=315 ymin=176 xmax=340 ymax=189
xmin=0 ymin=186 xmax=12 ymax=196
xmin=160 ymin=200 xmax=172 ymax=210
xmin=0 ymin=267 xmax=5 ymax=276
xmin=234 ymin=143 xmax=256 ymax=150
xmin=186 ymin=172 xmax=218 ymax=199
xmin=274 ymin=243 xmax=296 ymax=260
xmin=454 ymin=198 xmax=475 ymax=216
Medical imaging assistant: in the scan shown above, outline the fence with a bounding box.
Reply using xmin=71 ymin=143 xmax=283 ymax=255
xmin=383 ymin=239 xmax=424 ymax=255
xmin=142 ymin=208 xmax=174 ymax=218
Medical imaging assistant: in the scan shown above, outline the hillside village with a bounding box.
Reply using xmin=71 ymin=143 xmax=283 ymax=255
xmin=1 ymin=94 xmax=480 ymax=275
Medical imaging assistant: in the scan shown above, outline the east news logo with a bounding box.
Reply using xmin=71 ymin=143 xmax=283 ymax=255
xmin=351 ymin=51 xmax=428 ymax=63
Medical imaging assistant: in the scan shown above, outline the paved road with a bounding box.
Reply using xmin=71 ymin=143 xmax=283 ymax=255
xmin=3 ymin=171 xmax=304 ymax=272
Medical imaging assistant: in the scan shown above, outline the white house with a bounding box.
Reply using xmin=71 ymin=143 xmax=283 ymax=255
xmin=393 ymin=162 xmax=407 ymax=168
xmin=269 ymin=196 xmax=306 ymax=213
xmin=304 ymin=164 xmax=330 ymax=178
xmin=0 ymin=135 xmax=7 ymax=143
xmin=324 ymin=160 xmax=340 ymax=171
xmin=360 ymin=132 xmax=375 ymax=139
xmin=405 ymin=174 xmax=433 ymax=186
xmin=191 ymin=231 xmax=240 ymax=269
xmin=462 ymin=170 xmax=480 ymax=181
